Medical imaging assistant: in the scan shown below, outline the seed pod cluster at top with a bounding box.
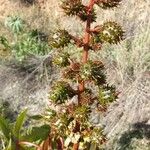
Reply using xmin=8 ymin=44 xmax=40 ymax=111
xmin=61 ymin=0 xmax=96 ymax=22
xmin=51 ymin=29 xmax=72 ymax=48
xmin=92 ymin=21 xmax=124 ymax=44
xmin=49 ymin=81 xmax=76 ymax=104
xmin=95 ymin=0 xmax=121 ymax=9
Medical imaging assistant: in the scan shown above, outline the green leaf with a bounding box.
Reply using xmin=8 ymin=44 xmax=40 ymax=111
xmin=29 ymin=115 xmax=43 ymax=120
xmin=0 ymin=116 xmax=11 ymax=140
xmin=22 ymin=124 xmax=50 ymax=142
xmin=5 ymin=138 xmax=14 ymax=150
xmin=13 ymin=110 xmax=27 ymax=139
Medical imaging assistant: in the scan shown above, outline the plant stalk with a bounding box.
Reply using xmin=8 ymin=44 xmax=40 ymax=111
xmin=75 ymin=1 xmax=95 ymax=150
xmin=78 ymin=0 xmax=95 ymax=102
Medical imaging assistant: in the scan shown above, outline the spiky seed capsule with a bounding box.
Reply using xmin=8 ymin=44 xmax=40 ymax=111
xmin=96 ymin=0 xmax=121 ymax=9
xmin=91 ymin=61 xmax=106 ymax=85
xmin=53 ymin=52 xmax=70 ymax=67
xmin=80 ymin=61 xmax=106 ymax=85
xmin=93 ymin=21 xmax=124 ymax=44
xmin=98 ymin=85 xmax=117 ymax=106
xmin=80 ymin=89 xmax=94 ymax=105
xmin=61 ymin=0 xmax=83 ymax=16
xmin=74 ymin=105 xmax=91 ymax=120
xmin=78 ymin=7 xmax=97 ymax=22
xmin=80 ymin=62 xmax=93 ymax=80
xmin=63 ymin=67 xmax=80 ymax=80
xmin=49 ymin=81 xmax=75 ymax=104
xmin=61 ymin=0 xmax=96 ymax=22
xmin=51 ymin=29 xmax=71 ymax=48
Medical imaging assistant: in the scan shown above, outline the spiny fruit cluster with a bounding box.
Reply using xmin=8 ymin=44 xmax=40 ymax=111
xmin=92 ymin=21 xmax=124 ymax=44
xmin=61 ymin=0 xmax=97 ymax=22
xmin=47 ymin=0 xmax=124 ymax=149
xmin=53 ymin=52 xmax=70 ymax=67
xmin=80 ymin=60 xmax=106 ymax=85
xmin=51 ymin=29 xmax=72 ymax=48
xmin=49 ymin=81 xmax=76 ymax=104
xmin=50 ymin=22 xmax=124 ymax=50
xmin=95 ymin=0 xmax=121 ymax=9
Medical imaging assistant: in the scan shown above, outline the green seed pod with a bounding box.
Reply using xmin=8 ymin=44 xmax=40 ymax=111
xmin=49 ymin=81 xmax=75 ymax=104
xmin=80 ymin=61 xmax=106 ymax=85
xmin=98 ymin=85 xmax=117 ymax=106
xmin=80 ymin=61 xmax=93 ymax=80
xmin=92 ymin=21 xmax=124 ymax=44
xmin=61 ymin=0 xmax=84 ymax=16
xmin=74 ymin=105 xmax=91 ymax=121
xmin=96 ymin=0 xmax=121 ymax=9
xmin=51 ymin=29 xmax=71 ymax=48
xmin=53 ymin=52 xmax=70 ymax=67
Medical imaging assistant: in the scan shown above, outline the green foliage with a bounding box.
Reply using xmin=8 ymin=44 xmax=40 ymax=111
xmin=12 ymin=31 xmax=51 ymax=61
xmin=0 ymin=16 xmax=52 ymax=61
xmin=22 ymin=124 xmax=50 ymax=142
xmin=13 ymin=110 xmax=27 ymax=139
xmin=0 ymin=110 xmax=27 ymax=150
xmin=0 ymin=116 xmax=11 ymax=140
xmin=0 ymin=36 xmax=10 ymax=49
xmin=0 ymin=110 xmax=51 ymax=150
xmin=5 ymin=16 xmax=24 ymax=34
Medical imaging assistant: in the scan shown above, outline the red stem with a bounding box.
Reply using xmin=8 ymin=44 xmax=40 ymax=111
xmin=74 ymin=1 xmax=95 ymax=150
xmin=78 ymin=0 xmax=95 ymax=101
xmin=57 ymin=137 xmax=64 ymax=150
xmin=73 ymin=143 xmax=79 ymax=150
